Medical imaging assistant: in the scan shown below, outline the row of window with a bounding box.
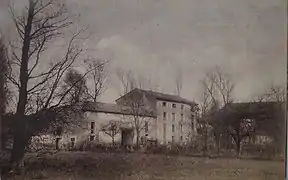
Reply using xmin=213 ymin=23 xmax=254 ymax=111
xmin=163 ymin=123 xmax=183 ymax=141
xmin=162 ymin=102 xmax=184 ymax=109
xmin=169 ymin=124 xmax=183 ymax=133
xmin=163 ymin=112 xmax=184 ymax=121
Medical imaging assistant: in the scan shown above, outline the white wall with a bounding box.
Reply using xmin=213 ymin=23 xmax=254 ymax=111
xmin=81 ymin=111 xmax=157 ymax=145
xmin=156 ymin=100 xmax=196 ymax=144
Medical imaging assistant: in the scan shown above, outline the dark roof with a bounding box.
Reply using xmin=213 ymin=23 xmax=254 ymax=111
xmin=222 ymin=101 xmax=283 ymax=114
xmin=81 ymin=101 xmax=157 ymax=118
xmin=210 ymin=101 xmax=284 ymax=121
xmin=116 ymin=88 xmax=196 ymax=106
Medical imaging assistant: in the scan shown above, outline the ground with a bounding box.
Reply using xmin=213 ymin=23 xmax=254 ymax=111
xmin=3 ymin=152 xmax=284 ymax=180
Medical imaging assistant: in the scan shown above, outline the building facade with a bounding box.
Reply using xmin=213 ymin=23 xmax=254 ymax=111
xmin=39 ymin=88 xmax=198 ymax=149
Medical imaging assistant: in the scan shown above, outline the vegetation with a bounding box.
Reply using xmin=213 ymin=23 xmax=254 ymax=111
xmin=2 ymin=152 xmax=284 ymax=180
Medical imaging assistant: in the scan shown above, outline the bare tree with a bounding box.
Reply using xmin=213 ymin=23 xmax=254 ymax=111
xmin=116 ymin=68 xmax=159 ymax=96
xmin=85 ymin=59 xmax=108 ymax=102
xmin=101 ymin=120 xmax=122 ymax=146
xmin=194 ymin=87 xmax=211 ymax=156
xmin=254 ymin=83 xmax=285 ymax=153
xmin=0 ymin=37 xmax=8 ymax=114
xmin=116 ymin=68 xmax=136 ymax=96
xmin=174 ymin=67 xmax=183 ymax=96
xmin=219 ymin=110 xmax=256 ymax=158
xmin=116 ymin=69 xmax=155 ymax=147
xmin=118 ymin=90 xmax=154 ymax=147
xmin=0 ymin=37 xmax=8 ymax=153
xmin=5 ymin=0 xmax=105 ymax=170
xmin=255 ymin=84 xmax=285 ymax=102
xmin=199 ymin=66 xmax=235 ymax=155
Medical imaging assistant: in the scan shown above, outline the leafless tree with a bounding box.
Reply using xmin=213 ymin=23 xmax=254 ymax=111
xmin=253 ymin=83 xmax=286 ymax=153
xmin=199 ymin=66 xmax=235 ymax=155
xmin=118 ymin=91 xmax=154 ymax=147
xmin=116 ymin=69 xmax=155 ymax=147
xmin=194 ymin=87 xmax=211 ymax=156
xmin=174 ymin=67 xmax=183 ymax=96
xmin=85 ymin=59 xmax=108 ymax=102
xmin=116 ymin=68 xmax=159 ymax=96
xmin=201 ymin=66 xmax=234 ymax=106
xmin=255 ymin=84 xmax=285 ymax=102
xmin=0 ymin=37 xmax=8 ymax=153
xmin=101 ymin=120 xmax=122 ymax=146
xmin=4 ymin=0 xmax=105 ymax=170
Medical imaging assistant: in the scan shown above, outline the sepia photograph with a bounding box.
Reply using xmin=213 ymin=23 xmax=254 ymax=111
xmin=0 ymin=0 xmax=286 ymax=179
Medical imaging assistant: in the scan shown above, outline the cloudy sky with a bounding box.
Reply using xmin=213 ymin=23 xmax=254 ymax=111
xmin=0 ymin=0 xmax=286 ymax=104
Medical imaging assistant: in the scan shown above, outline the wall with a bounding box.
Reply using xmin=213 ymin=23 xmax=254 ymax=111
xmin=82 ymin=111 xmax=157 ymax=145
xmin=156 ymin=100 xmax=196 ymax=144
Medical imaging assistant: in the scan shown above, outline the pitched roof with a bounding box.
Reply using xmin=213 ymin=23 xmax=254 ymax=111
xmin=222 ymin=101 xmax=283 ymax=114
xmin=116 ymin=88 xmax=196 ymax=106
xmin=210 ymin=101 xmax=284 ymax=121
xmin=81 ymin=101 xmax=156 ymax=118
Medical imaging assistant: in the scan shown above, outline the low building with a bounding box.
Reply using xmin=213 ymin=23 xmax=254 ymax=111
xmin=210 ymin=101 xmax=285 ymax=152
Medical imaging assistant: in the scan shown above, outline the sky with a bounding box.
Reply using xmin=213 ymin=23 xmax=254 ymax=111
xmin=0 ymin=0 xmax=286 ymax=104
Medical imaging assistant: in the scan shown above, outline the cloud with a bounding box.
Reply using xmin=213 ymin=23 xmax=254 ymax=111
xmin=0 ymin=0 xmax=285 ymax=103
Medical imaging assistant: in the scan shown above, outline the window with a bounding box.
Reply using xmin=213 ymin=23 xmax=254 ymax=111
xmin=90 ymin=122 xmax=95 ymax=134
xmin=191 ymin=113 xmax=195 ymax=120
xmin=180 ymin=136 xmax=183 ymax=141
xmin=163 ymin=112 xmax=166 ymax=120
xmin=90 ymin=135 xmax=95 ymax=141
xmin=162 ymin=102 xmax=167 ymax=107
xmin=70 ymin=137 xmax=76 ymax=149
xmin=172 ymin=136 xmax=175 ymax=143
xmin=180 ymin=124 xmax=183 ymax=133
xmin=163 ymin=123 xmax=166 ymax=140
xmin=172 ymin=103 xmax=176 ymax=108
xmin=172 ymin=113 xmax=175 ymax=121
xmin=181 ymin=114 xmax=184 ymax=121
xmin=145 ymin=121 xmax=149 ymax=133
xmin=172 ymin=124 xmax=175 ymax=132
xmin=181 ymin=104 xmax=184 ymax=110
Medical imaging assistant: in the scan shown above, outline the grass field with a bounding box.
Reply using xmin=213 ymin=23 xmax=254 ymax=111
xmin=3 ymin=152 xmax=284 ymax=180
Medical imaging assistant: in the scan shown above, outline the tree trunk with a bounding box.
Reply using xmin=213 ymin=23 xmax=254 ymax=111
xmin=10 ymin=131 xmax=30 ymax=173
xmin=10 ymin=1 xmax=35 ymax=171
xmin=56 ymin=138 xmax=61 ymax=150
xmin=236 ymin=137 xmax=241 ymax=159
xmin=136 ymin=129 xmax=140 ymax=147
xmin=203 ymin=129 xmax=208 ymax=157
xmin=112 ymin=136 xmax=115 ymax=146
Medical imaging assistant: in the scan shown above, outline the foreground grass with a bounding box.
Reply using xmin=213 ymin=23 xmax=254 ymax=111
xmin=3 ymin=151 xmax=284 ymax=180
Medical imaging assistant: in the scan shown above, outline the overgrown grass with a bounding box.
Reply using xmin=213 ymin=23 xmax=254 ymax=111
xmin=3 ymin=151 xmax=284 ymax=180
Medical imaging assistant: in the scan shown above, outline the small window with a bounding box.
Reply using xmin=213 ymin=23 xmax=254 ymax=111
xmin=172 ymin=103 xmax=176 ymax=108
xmin=180 ymin=136 xmax=183 ymax=141
xmin=191 ymin=114 xmax=195 ymax=119
xmin=163 ymin=112 xmax=166 ymax=120
xmin=70 ymin=137 xmax=76 ymax=149
xmin=180 ymin=124 xmax=183 ymax=133
xmin=172 ymin=136 xmax=175 ymax=143
xmin=172 ymin=124 xmax=175 ymax=132
xmin=163 ymin=123 xmax=166 ymax=139
xmin=172 ymin=113 xmax=175 ymax=121
xmin=90 ymin=135 xmax=95 ymax=141
xmin=181 ymin=114 xmax=184 ymax=121
xmin=90 ymin=122 xmax=95 ymax=134
xmin=181 ymin=104 xmax=184 ymax=110
xmin=162 ymin=102 xmax=167 ymax=107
